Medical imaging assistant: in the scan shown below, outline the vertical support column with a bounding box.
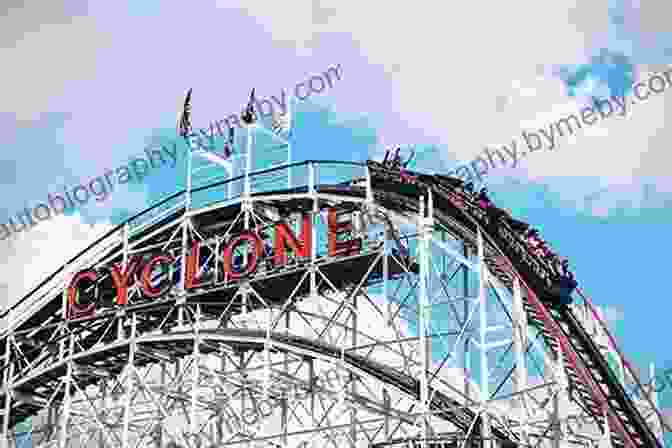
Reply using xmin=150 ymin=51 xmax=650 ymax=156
xmin=282 ymin=312 xmax=290 ymax=447
xmin=122 ymin=313 xmax=137 ymax=448
xmin=217 ymin=354 xmax=226 ymax=445
xmin=512 ymin=277 xmax=528 ymax=444
xmin=417 ymin=195 xmax=430 ymax=448
xmin=383 ymin=389 xmax=390 ymax=442
xmin=462 ymin=242 xmax=470 ymax=402
xmin=191 ymin=304 xmax=201 ymax=438
xmin=241 ymin=126 xmax=253 ymax=323
xmin=59 ymin=332 xmax=75 ymax=448
xmin=245 ymin=125 xmax=253 ymax=199
xmin=183 ymin=125 xmax=194 ymax=325
xmin=263 ymin=301 xmax=272 ymax=404
xmin=308 ymin=358 xmax=315 ymax=436
xmin=99 ymin=382 xmax=107 ymax=448
xmin=383 ymin=224 xmax=390 ymax=327
xmin=2 ymin=335 xmax=13 ymax=448
xmin=477 ymin=229 xmax=491 ymax=447
xmin=185 ymin=132 xmax=193 ymax=212
xmin=309 ymin=162 xmax=317 ymax=296
xmin=349 ymin=293 xmax=358 ymax=448
xmin=228 ymin=128 xmax=235 ymax=201
xmin=158 ymin=364 xmax=166 ymax=448
xmin=553 ymin=344 xmax=567 ymax=448
xmin=179 ymin=216 xmax=189 ymax=327
xmin=287 ymin=115 xmax=292 ymax=190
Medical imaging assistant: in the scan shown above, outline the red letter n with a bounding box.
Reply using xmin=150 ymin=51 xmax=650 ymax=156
xmin=274 ymin=214 xmax=312 ymax=266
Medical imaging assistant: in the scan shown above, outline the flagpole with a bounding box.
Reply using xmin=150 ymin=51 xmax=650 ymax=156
xmin=287 ymin=95 xmax=293 ymax=189
xmin=245 ymin=124 xmax=252 ymax=199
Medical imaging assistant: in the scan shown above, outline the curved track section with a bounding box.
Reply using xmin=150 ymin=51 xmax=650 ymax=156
xmin=0 ymin=160 xmax=660 ymax=448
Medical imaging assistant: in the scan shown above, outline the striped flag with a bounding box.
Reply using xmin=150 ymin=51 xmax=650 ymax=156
xmin=271 ymin=98 xmax=292 ymax=136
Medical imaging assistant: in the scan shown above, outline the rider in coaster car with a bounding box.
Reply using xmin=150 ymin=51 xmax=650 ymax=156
xmin=551 ymin=254 xmax=564 ymax=277
xmin=391 ymin=147 xmax=402 ymax=170
xmin=477 ymin=187 xmax=491 ymax=209
xmin=560 ymin=259 xmax=573 ymax=278
xmin=525 ymin=228 xmax=539 ymax=244
xmin=534 ymin=239 xmax=548 ymax=258
xmin=464 ymin=182 xmax=475 ymax=195
xmin=541 ymin=244 xmax=557 ymax=269
xmin=559 ymin=258 xmax=578 ymax=294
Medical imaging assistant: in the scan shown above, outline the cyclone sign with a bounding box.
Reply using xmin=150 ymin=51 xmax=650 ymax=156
xmin=65 ymin=207 xmax=362 ymax=319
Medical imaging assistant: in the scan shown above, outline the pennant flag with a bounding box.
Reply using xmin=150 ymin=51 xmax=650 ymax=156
xmin=177 ymin=88 xmax=193 ymax=138
xmin=177 ymin=89 xmax=216 ymax=152
xmin=241 ymin=88 xmax=257 ymax=126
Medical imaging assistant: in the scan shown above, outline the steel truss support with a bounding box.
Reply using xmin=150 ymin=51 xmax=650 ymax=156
xmin=2 ymin=334 xmax=12 ymax=448
xmin=512 ymin=276 xmax=529 ymax=445
xmin=0 ymin=165 xmax=637 ymax=448
xmin=417 ymin=193 xmax=431 ymax=448
xmin=477 ymin=229 xmax=491 ymax=448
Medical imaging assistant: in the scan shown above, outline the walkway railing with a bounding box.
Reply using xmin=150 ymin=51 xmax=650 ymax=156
xmin=0 ymin=160 xmax=367 ymax=334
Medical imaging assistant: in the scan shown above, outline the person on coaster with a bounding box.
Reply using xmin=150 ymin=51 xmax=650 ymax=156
xmin=549 ymin=253 xmax=564 ymax=276
xmin=464 ymin=182 xmax=475 ymax=194
xmin=391 ymin=147 xmax=402 ymax=170
xmin=541 ymin=244 xmax=555 ymax=264
xmin=477 ymin=187 xmax=491 ymax=209
xmin=535 ymin=240 xmax=549 ymax=258
xmin=525 ymin=228 xmax=539 ymax=244
xmin=558 ymin=258 xmax=577 ymax=299
xmin=560 ymin=258 xmax=573 ymax=278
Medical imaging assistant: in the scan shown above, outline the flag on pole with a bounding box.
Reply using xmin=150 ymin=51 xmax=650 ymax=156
xmin=241 ymin=88 xmax=257 ymax=126
xmin=177 ymin=89 xmax=214 ymax=152
xmin=271 ymin=96 xmax=292 ymax=136
xmin=177 ymin=88 xmax=193 ymax=138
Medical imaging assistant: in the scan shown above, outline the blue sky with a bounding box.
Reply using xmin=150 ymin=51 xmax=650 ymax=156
xmin=1 ymin=0 xmax=671 ymax=421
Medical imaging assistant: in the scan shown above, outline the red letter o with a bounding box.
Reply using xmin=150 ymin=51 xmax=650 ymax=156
xmin=223 ymin=232 xmax=263 ymax=279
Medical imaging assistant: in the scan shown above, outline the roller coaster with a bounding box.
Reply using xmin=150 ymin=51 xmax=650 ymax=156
xmin=0 ymin=109 xmax=667 ymax=447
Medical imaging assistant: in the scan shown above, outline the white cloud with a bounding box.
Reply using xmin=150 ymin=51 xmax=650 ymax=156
xmin=0 ymin=213 xmax=113 ymax=328
xmin=0 ymin=12 xmax=111 ymax=121
xmin=222 ymin=1 xmax=607 ymax=154
xmin=222 ymin=1 xmax=672 ymax=216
